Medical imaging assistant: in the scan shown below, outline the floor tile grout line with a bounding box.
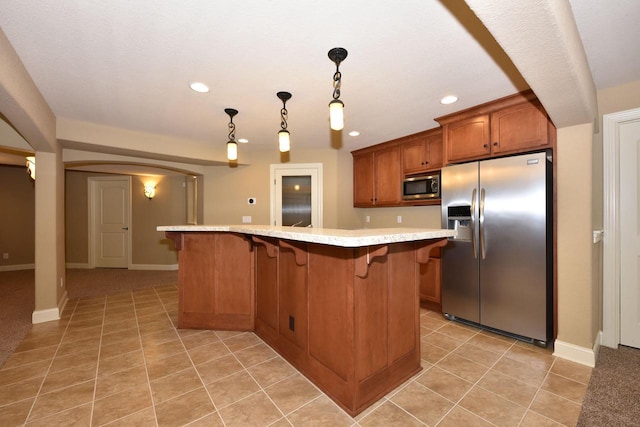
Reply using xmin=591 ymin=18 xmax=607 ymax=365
xmin=519 ymin=356 xmax=559 ymax=426
xmin=430 ymin=330 xmax=518 ymax=427
xmin=131 ymin=287 xmax=167 ymax=427
xmin=87 ymin=294 xmax=109 ymax=427
xmin=153 ymin=286 xmax=227 ymax=426
xmin=215 ymin=332 xmax=290 ymax=424
xmin=20 ymin=298 xmax=89 ymax=425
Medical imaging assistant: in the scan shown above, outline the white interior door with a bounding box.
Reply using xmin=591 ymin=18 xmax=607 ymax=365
xmin=270 ymin=163 xmax=323 ymax=228
xmin=91 ymin=177 xmax=131 ymax=268
xmin=620 ymin=120 xmax=640 ymax=348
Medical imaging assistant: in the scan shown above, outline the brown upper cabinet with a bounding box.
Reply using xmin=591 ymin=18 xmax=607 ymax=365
xmin=352 ymin=144 xmax=402 ymax=207
xmin=436 ymin=90 xmax=555 ymax=165
xmin=402 ymin=128 xmax=443 ymax=175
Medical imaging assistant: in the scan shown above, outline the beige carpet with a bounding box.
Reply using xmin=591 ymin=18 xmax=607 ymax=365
xmin=0 ymin=270 xmax=35 ymax=368
xmin=577 ymin=344 xmax=640 ymax=426
xmin=0 ymin=268 xmax=178 ymax=368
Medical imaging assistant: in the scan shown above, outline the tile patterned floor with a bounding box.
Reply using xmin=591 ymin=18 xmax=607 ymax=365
xmin=0 ymin=285 xmax=592 ymax=426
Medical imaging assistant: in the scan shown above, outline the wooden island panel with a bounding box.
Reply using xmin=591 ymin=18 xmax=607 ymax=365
xmin=168 ymin=232 xmax=255 ymax=330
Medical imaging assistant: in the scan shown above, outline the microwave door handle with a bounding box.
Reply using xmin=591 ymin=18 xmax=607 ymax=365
xmin=470 ymin=188 xmax=477 ymax=259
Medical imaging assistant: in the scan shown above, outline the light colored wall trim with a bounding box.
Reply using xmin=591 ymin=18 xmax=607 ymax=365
xmin=602 ymin=107 xmax=640 ymax=348
xmin=129 ymin=264 xmax=178 ymax=271
xmin=65 ymin=263 xmax=92 ymax=269
xmin=0 ymin=263 xmax=35 ymax=272
xmin=32 ymin=289 xmax=67 ymax=324
xmin=553 ymin=334 xmax=600 ymax=367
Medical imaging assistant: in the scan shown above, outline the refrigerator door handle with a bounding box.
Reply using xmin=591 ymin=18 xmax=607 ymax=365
xmin=470 ymin=188 xmax=477 ymax=259
xmin=480 ymin=187 xmax=486 ymax=259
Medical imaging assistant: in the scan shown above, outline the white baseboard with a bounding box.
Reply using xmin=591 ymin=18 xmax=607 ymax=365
xmin=0 ymin=263 xmax=35 ymax=272
xmin=32 ymin=307 xmax=60 ymax=324
xmin=553 ymin=334 xmax=601 ymax=367
xmin=65 ymin=263 xmax=92 ymax=269
xmin=129 ymin=264 xmax=178 ymax=271
xmin=58 ymin=290 xmax=68 ymax=318
xmin=31 ymin=290 xmax=68 ymax=324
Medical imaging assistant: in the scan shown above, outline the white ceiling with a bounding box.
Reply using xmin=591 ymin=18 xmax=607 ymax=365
xmin=0 ymin=0 xmax=639 ymax=165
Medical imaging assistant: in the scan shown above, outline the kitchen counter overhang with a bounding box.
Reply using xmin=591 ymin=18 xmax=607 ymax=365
xmin=158 ymin=225 xmax=455 ymax=416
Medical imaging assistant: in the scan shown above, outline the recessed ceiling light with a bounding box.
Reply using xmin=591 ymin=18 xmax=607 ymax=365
xmin=238 ymin=138 xmax=249 ymax=144
xmin=349 ymin=131 xmax=360 ymax=137
xmin=440 ymin=95 xmax=458 ymax=105
xmin=190 ymin=82 xmax=209 ymax=93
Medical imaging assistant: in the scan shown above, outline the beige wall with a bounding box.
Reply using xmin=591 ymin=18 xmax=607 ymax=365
xmin=130 ymin=175 xmax=183 ymax=265
xmin=0 ymin=28 xmax=63 ymax=319
xmin=203 ymin=147 xmax=360 ymax=229
xmin=65 ymin=170 xmax=96 ymax=264
xmin=556 ymin=124 xmax=595 ymax=349
xmin=65 ymin=171 xmax=185 ymax=266
xmin=0 ymin=165 xmax=35 ymax=267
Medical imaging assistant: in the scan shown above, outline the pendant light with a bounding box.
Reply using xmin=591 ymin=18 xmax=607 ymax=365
xmin=276 ymin=91 xmax=292 ymax=153
xmin=328 ymin=47 xmax=348 ymax=131
xmin=224 ymin=108 xmax=239 ymax=161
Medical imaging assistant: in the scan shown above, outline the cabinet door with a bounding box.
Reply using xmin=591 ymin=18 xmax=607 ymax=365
xmin=491 ymin=102 xmax=550 ymax=155
xmin=402 ymin=138 xmax=428 ymax=175
xmin=445 ymin=114 xmax=491 ymax=163
xmin=425 ymin=132 xmax=443 ymax=169
xmin=402 ymin=132 xmax=443 ymax=174
xmin=353 ymin=152 xmax=375 ymax=207
xmin=419 ymin=257 xmax=441 ymax=311
xmin=374 ymin=146 xmax=402 ymax=205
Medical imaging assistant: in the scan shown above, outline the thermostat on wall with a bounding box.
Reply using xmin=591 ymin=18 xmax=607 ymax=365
xmin=248 ymin=197 xmax=256 ymax=205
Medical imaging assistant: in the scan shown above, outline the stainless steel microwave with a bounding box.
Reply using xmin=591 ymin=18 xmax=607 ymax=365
xmin=402 ymin=173 xmax=440 ymax=200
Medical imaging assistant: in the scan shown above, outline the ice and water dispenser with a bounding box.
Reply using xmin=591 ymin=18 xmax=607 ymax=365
xmin=446 ymin=205 xmax=473 ymax=241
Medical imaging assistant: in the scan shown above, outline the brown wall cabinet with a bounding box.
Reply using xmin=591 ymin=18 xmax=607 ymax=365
xmin=436 ymin=90 xmax=555 ymax=165
xmin=402 ymin=129 xmax=443 ymax=175
xmin=352 ymin=144 xmax=402 ymax=207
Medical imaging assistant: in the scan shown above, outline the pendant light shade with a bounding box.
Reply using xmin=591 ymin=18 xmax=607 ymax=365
xmin=224 ymin=108 xmax=239 ymax=161
xmin=328 ymin=47 xmax=348 ymax=131
xmin=227 ymin=140 xmax=238 ymax=161
xmin=329 ymin=99 xmax=344 ymax=131
xmin=278 ymin=130 xmax=290 ymax=153
xmin=276 ymin=91 xmax=292 ymax=153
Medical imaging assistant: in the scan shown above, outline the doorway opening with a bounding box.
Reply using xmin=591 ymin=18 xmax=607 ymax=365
xmin=270 ymin=163 xmax=323 ymax=228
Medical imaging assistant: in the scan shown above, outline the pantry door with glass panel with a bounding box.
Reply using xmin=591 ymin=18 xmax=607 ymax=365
xmin=271 ymin=163 xmax=323 ymax=228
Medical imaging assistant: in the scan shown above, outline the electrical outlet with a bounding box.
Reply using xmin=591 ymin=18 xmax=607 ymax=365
xmin=365 ymin=216 xmax=370 ymax=223
xmin=2 ymin=253 xmax=8 ymax=260
xmin=242 ymin=216 xmax=252 ymax=224
xmin=397 ymin=216 xmax=402 ymax=224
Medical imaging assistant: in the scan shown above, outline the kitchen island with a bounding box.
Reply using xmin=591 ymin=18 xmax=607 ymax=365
xmin=158 ymin=225 xmax=455 ymax=416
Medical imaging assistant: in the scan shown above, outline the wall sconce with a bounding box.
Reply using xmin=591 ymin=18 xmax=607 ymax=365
xmin=26 ymin=156 xmax=35 ymax=180
xmin=328 ymin=47 xmax=348 ymax=131
xmin=276 ymin=91 xmax=292 ymax=153
xmin=225 ymin=108 xmax=239 ymax=161
xmin=144 ymin=183 xmax=156 ymax=199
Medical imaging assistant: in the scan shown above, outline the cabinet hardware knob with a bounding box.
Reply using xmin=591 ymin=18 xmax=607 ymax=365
xmin=483 ymin=143 xmax=489 ymax=149
xmin=493 ymin=141 xmax=498 ymax=146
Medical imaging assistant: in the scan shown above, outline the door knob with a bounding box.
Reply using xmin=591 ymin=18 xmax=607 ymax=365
xmin=122 ymin=227 xmax=129 ymax=230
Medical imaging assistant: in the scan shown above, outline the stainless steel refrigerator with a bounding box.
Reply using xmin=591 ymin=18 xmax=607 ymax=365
xmin=440 ymin=150 xmax=552 ymax=347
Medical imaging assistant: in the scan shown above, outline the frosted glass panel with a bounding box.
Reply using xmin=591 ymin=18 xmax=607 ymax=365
xmin=282 ymin=175 xmax=311 ymax=227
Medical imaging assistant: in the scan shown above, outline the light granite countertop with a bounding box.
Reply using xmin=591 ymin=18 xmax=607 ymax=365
xmin=157 ymin=225 xmax=456 ymax=247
